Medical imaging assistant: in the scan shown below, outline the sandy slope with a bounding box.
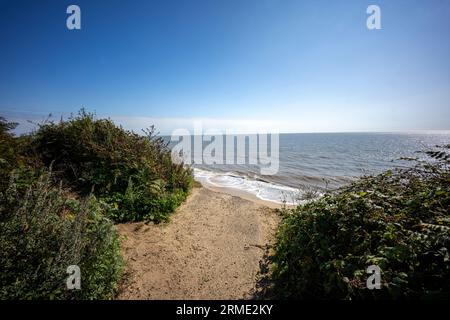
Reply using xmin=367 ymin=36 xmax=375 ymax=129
xmin=116 ymin=186 xmax=279 ymax=300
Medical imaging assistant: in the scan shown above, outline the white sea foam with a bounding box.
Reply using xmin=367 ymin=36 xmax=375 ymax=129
xmin=193 ymin=168 xmax=303 ymax=205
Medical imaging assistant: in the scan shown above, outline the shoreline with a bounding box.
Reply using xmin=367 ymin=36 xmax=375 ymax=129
xmin=197 ymin=179 xmax=288 ymax=209
xmin=193 ymin=168 xmax=301 ymax=209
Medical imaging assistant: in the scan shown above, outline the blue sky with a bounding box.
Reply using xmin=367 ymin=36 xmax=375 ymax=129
xmin=1 ymin=0 xmax=450 ymax=134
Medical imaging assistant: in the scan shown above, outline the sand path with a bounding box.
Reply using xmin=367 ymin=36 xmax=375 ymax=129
xmin=116 ymin=186 xmax=279 ymax=300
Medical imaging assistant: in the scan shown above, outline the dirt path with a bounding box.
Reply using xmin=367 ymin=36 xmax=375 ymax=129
xmin=116 ymin=186 xmax=279 ymax=300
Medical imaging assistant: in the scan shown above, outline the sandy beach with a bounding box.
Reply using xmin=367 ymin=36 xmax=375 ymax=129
xmin=116 ymin=185 xmax=280 ymax=300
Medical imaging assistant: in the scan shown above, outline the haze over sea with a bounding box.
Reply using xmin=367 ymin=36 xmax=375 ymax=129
xmin=170 ymin=132 xmax=450 ymax=204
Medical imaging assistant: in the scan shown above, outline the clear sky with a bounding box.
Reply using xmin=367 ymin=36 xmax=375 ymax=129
xmin=1 ymin=0 xmax=450 ymax=134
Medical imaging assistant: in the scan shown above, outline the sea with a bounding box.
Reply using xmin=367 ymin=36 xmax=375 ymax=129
xmin=168 ymin=132 xmax=450 ymax=205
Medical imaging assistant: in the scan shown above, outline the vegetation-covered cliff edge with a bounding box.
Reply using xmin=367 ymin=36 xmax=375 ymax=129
xmin=0 ymin=110 xmax=193 ymax=299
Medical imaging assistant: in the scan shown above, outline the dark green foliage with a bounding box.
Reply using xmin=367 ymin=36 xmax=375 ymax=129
xmin=267 ymin=146 xmax=450 ymax=300
xmin=103 ymin=187 xmax=189 ymax=223
xmin=0 ymin=171 xmax=123 ymax=300
xmin=0 ymin=110 xmax=191 ymax=299
xmin=0 ymin=117 xmax=20 ymax=192
xmin=31 ymin=109 xmax=193 ymax=222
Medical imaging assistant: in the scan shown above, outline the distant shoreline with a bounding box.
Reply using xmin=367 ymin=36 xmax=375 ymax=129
xmin=3 ymin=111 xmax=450 ymax=136
xmin=197 ymin=178 xmax=287 ymax=209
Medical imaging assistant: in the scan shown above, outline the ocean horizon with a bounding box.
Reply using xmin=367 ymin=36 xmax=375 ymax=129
xmin=168 ymin=132 xmax=450 ymax=204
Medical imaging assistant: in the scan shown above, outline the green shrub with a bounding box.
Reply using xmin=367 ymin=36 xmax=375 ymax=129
xmin=0 ymin=111 xmax=193 ymax=299
xmin=30 ymin=109 xmax=192 ymax=222
xmin=0 ymin=170 xmax=123 ymax=300
xmin=0 ymin=117 xmax=20 ymax=192
xmin=101 ymin=183 xmax=189 ymax=222
xmin=267 ymin=146 xmax=450 ymax=300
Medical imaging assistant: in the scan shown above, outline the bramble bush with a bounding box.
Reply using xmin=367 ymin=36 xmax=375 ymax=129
xmin=31 ymin=109 xmax=193 ymax=222
xmin=265 ymin=146 xmax=450 ymax=300
xmin=0 ymin=117 xmax=22 ymax=192
xmin=0 ymin=110 xmax=192 ymax=299
xmin=0 ymin=169 xmax=123 ymax=300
